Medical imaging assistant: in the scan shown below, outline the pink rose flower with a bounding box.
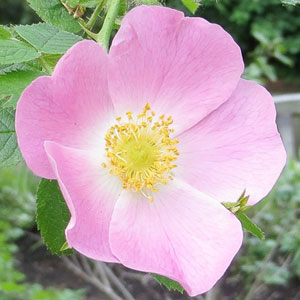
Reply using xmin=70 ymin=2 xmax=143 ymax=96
xmin=16 ymin=5 xmax=286 ymax=296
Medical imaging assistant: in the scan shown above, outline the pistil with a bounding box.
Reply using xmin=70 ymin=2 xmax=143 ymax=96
xmin=103 ymin=104 xmax=179 ymax=201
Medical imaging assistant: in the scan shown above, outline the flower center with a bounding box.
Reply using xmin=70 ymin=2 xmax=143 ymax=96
xmin=103 ymin=104 xmax=179 ymax=202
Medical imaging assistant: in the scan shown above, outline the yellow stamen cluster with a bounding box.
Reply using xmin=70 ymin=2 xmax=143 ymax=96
xmin=103 ymin=104 xmax=179 ymax=201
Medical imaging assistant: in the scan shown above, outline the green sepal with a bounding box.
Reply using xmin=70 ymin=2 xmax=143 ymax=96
xmin=60 ymin=241 xmax=71 ymax=251
xmin=152 ymin=274 xmax=184 ymax=293
xmin=236 ymin=211 xmax=265 ymax=240
xmin=181 ymin=0 xmax=200 ymax=14
xmin=223 ymin=190 xmax=250 ymax=213
xmin=222 ymin=190 xmax=264 ymax=239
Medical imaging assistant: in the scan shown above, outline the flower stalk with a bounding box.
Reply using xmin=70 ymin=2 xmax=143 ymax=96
xmin=96 ymin=0 xmax=121 ymax=51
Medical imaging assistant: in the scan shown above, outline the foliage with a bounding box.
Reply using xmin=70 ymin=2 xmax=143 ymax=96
xmin=0 ymin=108 xmax=22 ymax=167
xmin=0 ymin=26 xmax=12 ymax=39
xmin=36 ymin=179 xmax=73 ymax=256
xmin=16 ymin=23 xmax=83 ymax=54
xmin=0 ymin=166 xmax=85 ymax=300
xmin=0 ymin=40 xmax=41 ymax=64
xmin=26 ymin=0 xmax=82 ymax=33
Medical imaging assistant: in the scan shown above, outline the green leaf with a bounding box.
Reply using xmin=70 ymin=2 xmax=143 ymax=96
xmin=36 ymin=179 xmax=73 ymax=256
xmin=0 ymin=69 xmax=44 ymax=107
xmin=42 ymin=54 xmax=62 ymax=69
xmin=152 ymin=274 xmax=184 ymax=293
xmin=27 ymin=0 xmax=82 ymax=33
xmin=0 ymin=108 xmax=22 ymax=168
xmin=65 ymin=0 xmax=101 ymax=8
xmin=181 ymin=0 xmax=199 ymax=14
xmin=236 ymin=212 xmax=265 ymax=240
xmin=16 ymin=23 xmax=83 ymax=55
xmin=0 ymin=26 xmax=12 ymax=40
xmin=0 ymin=40 xmax=40 ymax=64
xmin=0 ymin=64 xmax=27 ymax=75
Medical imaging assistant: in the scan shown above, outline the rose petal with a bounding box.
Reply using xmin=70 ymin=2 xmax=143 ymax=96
xmin=109 ymin=179 xmax=243 ymax=296
xmin=16 ymin=40 xmax=114 ymax=178
xmin=45 ymin=141 xmax=121 ymax=262
xmin=177 ymin=79 xmax=286 ymax=205
xmin=109 ymin=5 xmax=244 ymax=133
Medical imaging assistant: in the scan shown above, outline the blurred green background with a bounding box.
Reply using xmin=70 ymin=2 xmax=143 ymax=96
xmin=0 ymin=1 xmax=300 ymax=299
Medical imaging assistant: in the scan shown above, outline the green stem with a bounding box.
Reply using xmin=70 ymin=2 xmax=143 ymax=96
xmin=96 ymin=0 xmax=120 ymax=51
xmin=86 ymin=0 xmax=107 ymax=29
xmin=39 ymin=56 xmax=53 ymax=75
